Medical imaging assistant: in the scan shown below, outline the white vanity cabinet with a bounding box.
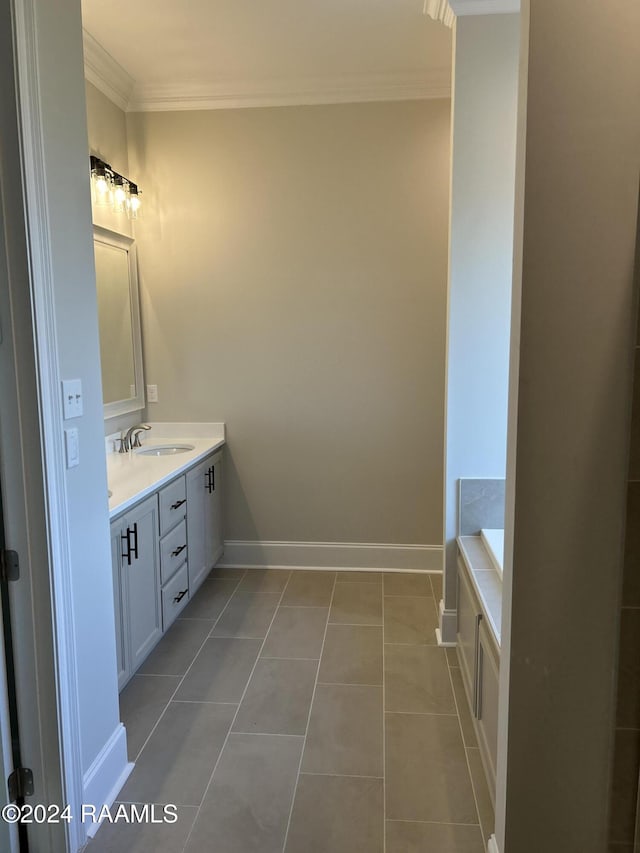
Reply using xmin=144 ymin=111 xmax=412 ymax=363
xmin=109 ymin=448 xmax=224 ymax=690
xmin=456 ymin=552 xmax=500 ymax=804
xmin=186 ymin=450 xmax=223 ymax=596
xmin=111 ymin=493 xmax=163 ymax=689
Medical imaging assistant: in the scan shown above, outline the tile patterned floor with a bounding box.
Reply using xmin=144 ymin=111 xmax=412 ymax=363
xmin=88 ymin=568 xmax=494 ymax=853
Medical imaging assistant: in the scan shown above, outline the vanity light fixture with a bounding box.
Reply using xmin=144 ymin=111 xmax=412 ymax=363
xmin=90 ymin=156 xmax=142 ymax=219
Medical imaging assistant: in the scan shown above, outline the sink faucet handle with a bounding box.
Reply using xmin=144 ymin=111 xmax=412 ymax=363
xmin=131 ymin=424 xmax=152 ymax=448
xmin=117 ymin=434 xmax=128 ymax=453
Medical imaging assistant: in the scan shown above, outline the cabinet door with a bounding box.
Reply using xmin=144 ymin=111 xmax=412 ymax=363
xmin=122 ymin=494 xmax=162 ymax=673
xmin=187 ymin=452 xmax=224 ymax=595
xmin=206 ymin=453 xmax=223 ymax=567
xmin=110 ymin=523 xmax=129 ymax=689
xmin=186 ymin=458 xmax=208 ymax=594
xmin=457 ymin=557 xmax=481 ymax=713
xmin=476 ymin=619 xmax=500 ymax=801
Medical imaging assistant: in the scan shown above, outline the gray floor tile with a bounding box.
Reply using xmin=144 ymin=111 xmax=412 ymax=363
xmin=319 ymin=624 xmax=383 ymax=685
xmin=185 ymin=733 xmax=303 ymax=853
xmin=211 ymin=592 xmax=280 ymax=639
xmin=285 ymin=773 xmax=383 ymax=853
xmin=336 ymin=571 xmax=382 ymax=584
xmin=261 ymin=606 xmax=328 ymax=659
xmin=119 ymin=674 xmax=180 ymax=759
xmin=88 ymin=805 xmax=197 ymax=853
xmin=237 ymin=568 xmax=291 ymax=593
xmin=179 ymin=577 xmax=240 ymax=621
xmin=430 ymin=573 xmax=443 ymax=600
xmin=384 ymin=573 xmax=433 ymax=597
xmin=119 ymin=702 xmax=235 ymax=806
xmin=384 ymin=596 xmax=438 ymax=645
xmin=386 ymin=820 xmax=484 ymax=853
xmin=467 ymin=747 xmax=495 ymax=839
xmin=329 ymin=582 xmax=382 ymax=625
xmin=386 ymin=712 xmax=477 ymax=824
xmin=176 ymin=637 xmax=262 ymax=702
xmin=209 ymin=567 xmax=247 ymax=580
xmin=281 ymin=571 xmax=336 ymax=606
xmin=385 ymin=645 xmax=456 ymax=715
xmin=139 ymin=619 xmax=212 ymax=676
xmin=446 ymin=646 xmax=459 ymax=667
xmin=302 ymin=683 xmax=383 ymax=777
xmin=450 ymin=666 xmax=478 ymax=747
xmin=233 ymin=658 xmax=317 ymax=735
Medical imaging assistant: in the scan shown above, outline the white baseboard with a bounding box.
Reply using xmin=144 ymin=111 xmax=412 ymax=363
xmin=436 ymin=627 xmax=457 ymax=647
xmin=219 ymin=540 xmax=443 ymax=572
xmin=487 ymin=835 xmax=500 ymax=853
xmin=439 ymin=599 xmax=458 ymax=644
xmin=82 ymin=723 xmax=133 ymax=838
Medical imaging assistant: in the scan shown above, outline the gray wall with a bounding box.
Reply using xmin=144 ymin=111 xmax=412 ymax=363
xmin=126 ymin=100 xmax=450 ymax=548
xmin=85 ymin=81 xmax=144 ymax=436
xmin=440 ymin=13 xmax=520 ymax=639
xmin=501 ymin=1 xmax=640 ymax=850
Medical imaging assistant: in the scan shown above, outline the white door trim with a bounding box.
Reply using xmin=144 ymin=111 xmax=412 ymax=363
xmin=10 ymin=0 xmax=85 ymax=848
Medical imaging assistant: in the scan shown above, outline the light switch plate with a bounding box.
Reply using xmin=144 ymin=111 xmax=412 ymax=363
xmin=61 ymin=379 xmax=83 ymax=419
xmin=65 ymin=428 xmax=79 ymax=468
xmin=147 ymin=384 xmax=158 ymax=403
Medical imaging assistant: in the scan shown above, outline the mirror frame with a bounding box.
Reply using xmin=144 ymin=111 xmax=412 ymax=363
xmin=93 ymin=224 xmax=145 ymax=419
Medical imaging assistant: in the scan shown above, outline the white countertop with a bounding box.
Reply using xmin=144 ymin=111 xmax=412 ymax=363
xmin=457 ymin=534 xmax=503 ymax=649
xmin=107 ymin=422 xmax=225 ymax=520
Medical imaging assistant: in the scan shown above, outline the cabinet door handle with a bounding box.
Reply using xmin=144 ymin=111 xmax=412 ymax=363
xmin=473 ymin=612 xmax=483 ymax=718
xmin=173 ymin=589 xmax=188 ymax=604
xmin=210 ymin=464 xmax=215 ymax=492
xmin=170 ymin=498 xmax=186 ymax=510
xmin=131 ymin=522 xmax=139 ymax=561
xmin=171 ymin=544 xmax=187 ymax=558
xmin=121 ymin=528 xmax=132 ymax=565
xmin=205 ymin=467 xmax=212 ymax=493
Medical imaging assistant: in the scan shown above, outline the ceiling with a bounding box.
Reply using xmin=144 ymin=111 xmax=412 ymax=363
xmin=81 ymin=0 xmax=453 ymax=112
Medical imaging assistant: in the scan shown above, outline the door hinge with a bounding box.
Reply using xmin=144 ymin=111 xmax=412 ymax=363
xmin=7 ymin=767 xmax=34 ymax=801
xmin=0 ymin=550 xmax=19 ymax=582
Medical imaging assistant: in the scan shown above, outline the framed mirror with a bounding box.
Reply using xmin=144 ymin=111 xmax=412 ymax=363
xmin=93 ymin=225 xmax=145 ymax=418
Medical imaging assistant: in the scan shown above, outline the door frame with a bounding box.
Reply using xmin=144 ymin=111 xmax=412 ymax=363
xmin=0 ymin=0 xmax=87 ymax=849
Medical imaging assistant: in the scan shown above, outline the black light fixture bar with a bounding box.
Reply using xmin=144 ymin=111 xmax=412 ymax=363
xmin=89 ymin=156 xmax=140 ymax=197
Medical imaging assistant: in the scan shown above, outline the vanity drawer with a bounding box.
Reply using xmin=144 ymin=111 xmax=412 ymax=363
xmin=158 ymin=476 xmax=187 ymax=535
xmin=161 ymin=562 xmax=189 ymax=631
xmin=160 ymin=519 xmax=187 ymax=584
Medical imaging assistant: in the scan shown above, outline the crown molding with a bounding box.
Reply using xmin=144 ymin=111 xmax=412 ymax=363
xmin=449 ymin=0 xmax=519 ymax=14
xmin=82 ymin=29 xmax=135 ymax=111
xmin=127 ymin=69 xmax=451 ymax=112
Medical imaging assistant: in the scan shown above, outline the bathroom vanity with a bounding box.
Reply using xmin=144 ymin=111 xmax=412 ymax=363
xmin=456 ymin=533 xmax=502 ymax=807
xmin=107 ymin=428 xmax=225 ymax=689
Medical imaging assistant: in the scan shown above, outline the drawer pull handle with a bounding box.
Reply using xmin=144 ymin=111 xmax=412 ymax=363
xmin=170 ymin=499 xmax=186 ymax=510
xmin=173 ymin=589 xmax=188 ymax=604
xmin=171 ymin=544 xmax=187 ymax=558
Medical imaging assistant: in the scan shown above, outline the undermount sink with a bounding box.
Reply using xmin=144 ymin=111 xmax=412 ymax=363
xmin=135 ymin=444 xmax=195 ymax=457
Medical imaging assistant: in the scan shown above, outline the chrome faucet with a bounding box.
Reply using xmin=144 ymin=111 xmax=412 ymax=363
xmin=120 ymin=423 xmax=152 ymax=452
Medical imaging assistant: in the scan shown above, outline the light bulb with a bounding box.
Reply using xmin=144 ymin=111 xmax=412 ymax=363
xmin=113 ymin=176 xmax=129 ymax=213
xmin=90 ymin=157 xmax=113 ymax=206
xmin=128 ymin=184 xmax=141 ymax=219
